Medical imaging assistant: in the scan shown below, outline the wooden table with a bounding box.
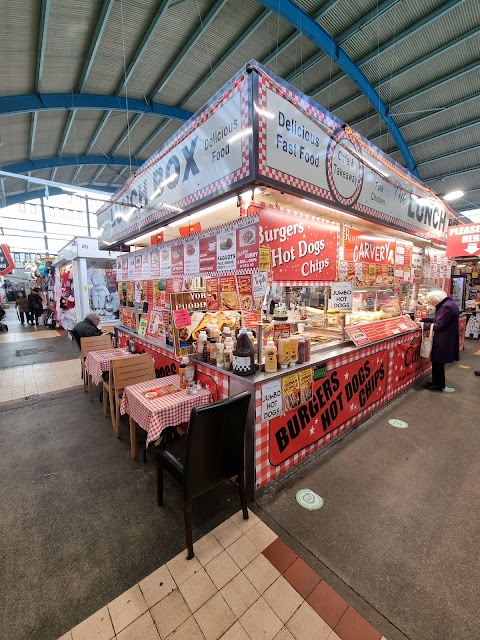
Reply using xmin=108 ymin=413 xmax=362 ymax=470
xmin=120 ymin=375 xmax=212 ymax=459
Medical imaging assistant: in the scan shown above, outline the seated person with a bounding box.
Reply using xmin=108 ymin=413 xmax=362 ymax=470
xmin=73 ymin=311 xmax=103 ymax=339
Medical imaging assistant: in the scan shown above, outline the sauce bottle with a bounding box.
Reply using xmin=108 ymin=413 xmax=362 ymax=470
xmin=304 ymin=333 xmax=311 ymax=362
xmin=216 ymin=342 xmax=225 ymax=368
xmin=196 ymin=331 xmax=207 ymax=361
xmin=232 ymin=327 xmax=255 ymax=376
xmin=277 ymin=338 xmax=290 ymax=369
xmin=224 ymin=344 xmax=232 ymax=370
xmin=208 ymin=338 xmax=217 ymax=365
xmin=297 ymin=334 xmax=306 ymax=364
xmin=289 ymin=336 xmax=299 ymax=366
xmin=264 ymin=340 xmax=277 ymax=373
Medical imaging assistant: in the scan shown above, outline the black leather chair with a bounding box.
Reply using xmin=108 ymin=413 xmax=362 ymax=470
xmin=156 ymin=391 xmax=251 ymax=559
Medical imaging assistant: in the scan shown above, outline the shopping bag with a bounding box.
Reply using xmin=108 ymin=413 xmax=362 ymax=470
xmin=420 ymin=323 xmax=434 ymax=359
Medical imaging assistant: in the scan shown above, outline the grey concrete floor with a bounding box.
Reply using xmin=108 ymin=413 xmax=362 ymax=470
xmin=0 ymin=389 xmax=242 ymax=640
xmin=258 ymin=340 xmax=480 ymax=640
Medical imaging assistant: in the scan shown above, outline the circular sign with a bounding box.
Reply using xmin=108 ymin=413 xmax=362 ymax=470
xmin=388 ymin=419 xmax=408 ymax=429
xmin=443 ymin=387 xmax=455 ymax=393
xmin=296 ymin=489 xmax=324 ymax=511
xmin=326 ymin=128 xmax=364 ymax=206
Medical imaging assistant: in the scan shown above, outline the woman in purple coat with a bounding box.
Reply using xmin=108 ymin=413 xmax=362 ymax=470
xmin=421 ymin=290 xmax=459 ymax=391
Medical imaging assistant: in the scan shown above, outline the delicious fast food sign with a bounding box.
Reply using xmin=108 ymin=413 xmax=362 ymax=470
xmin=268 ymin=352 xmax=388 ymax=465
xmin=446 ymin=224 xmax=480 ymax=258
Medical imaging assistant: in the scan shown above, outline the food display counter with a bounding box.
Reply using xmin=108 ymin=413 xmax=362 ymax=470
xmin=97 ymin=60 xmax=459 ymax=498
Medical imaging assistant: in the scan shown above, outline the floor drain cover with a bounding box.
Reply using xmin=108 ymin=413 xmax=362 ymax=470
xmin=15 ymin=346 xmax=56 ymax=356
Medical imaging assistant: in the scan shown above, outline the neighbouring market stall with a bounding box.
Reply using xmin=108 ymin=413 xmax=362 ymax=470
xmin=54 ymin=237 xmax=120 ymax=331
xmin=96 ymin=61 xmax=459 ymax=498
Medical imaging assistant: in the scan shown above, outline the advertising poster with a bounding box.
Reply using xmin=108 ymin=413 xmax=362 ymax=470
xmin=282 ymin=373 xmax=302 ymax=413
xmin=153 ymin=280 xmax=166 ymax=305
xmin=269 ymin=351 xmax=388 ymax=465
xmin=259 ymin=246 xmax=271 ymax=272
xmin=170 ymin=291 xmax=208 ymax=357
xmin=256 ymin=204 xmax=338 ymax=282
xmin=160 ymin=247 xmax=171 ymax=278
xmin=236 ymin=223 xmax=259 ymax=271
xmin=199 ymin=235 xmax=217 ymax=272
xmin=146 ymin=306 xmax=167 ymax=344
xmin=150 ymin=249 xmax=161 ymax=277
xmin=141 ymin=252 xmax=151 ymax=278
xmin=126 ymin=281 xmax=134 ymax=303
xmin=134 ymin=254 xmax=142 ymax=279
xmin=171 ymin=243 xmax=184 ymax=276
xmin=343 ymin=227 xmax=395 ymax=265
xmin=184 ymin=237 xmax=200 ymax=275
xmin=237 ymin=274 xmax=254 ymax=312
xmin=127 ymin=255 xmax=135 ymax=280
xmin=137 ymin=313 xmax=148 ymax=337
xmin=206 ymin=278 xmax=219 ymax=310
xmin=299 ymin=368 xmax=314 ymax=405
xmin=217 ymin=230 xmax=237 ymax=272
xmin=121 ymin=257 xmax=128 ymax=280
xmin=252 ymin=271 xmax=268 ymax=312
xmin=392 ymin=337 xmax=429 ymax=388
xmin=219 ymin=275 xmax=239 ymax=311
xmin=134 ymin=281 xmax=142 ymax=303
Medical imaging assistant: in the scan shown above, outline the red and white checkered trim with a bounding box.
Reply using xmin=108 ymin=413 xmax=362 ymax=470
xmin=254 ymin=332 xmax=429 ymax=490
xmin=85 ymin=349 xmax=136 ymax=386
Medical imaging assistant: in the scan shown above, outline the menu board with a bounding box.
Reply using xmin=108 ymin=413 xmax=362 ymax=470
xmin=121 ymin=257 xmax=128 ymax=280
xmin=171 ymin=243 xmax=184 ymax=276
xmin=141 ymin=252 xmax=151 ymax=278
xmin=128 ymin=255 xmax=135 ymax=279
xmin=134 ymin=253 xmax=142 ymax=279
xmin=345 ymin=316 xmax=418 ymax=347
xmin=342 ymin=227 xmax=395 ymax=286
xmin=160 ymin=247 xmax=171 ymax=278
xmin=184 ymin=237 xmax=200 ymax=274
xmin=150 ymin=250 xmax=160 ymax=277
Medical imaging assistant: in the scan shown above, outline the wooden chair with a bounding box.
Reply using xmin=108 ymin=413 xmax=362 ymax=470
xmin=80 ymin=334 xmax=112 ymax=401
xmin=101 ymin=325 xmax=115 ymax=334
xmin=156 ymin=391 xmax=251 ymax=559
xmin=109 ymin=354 xmax=156 ymax=444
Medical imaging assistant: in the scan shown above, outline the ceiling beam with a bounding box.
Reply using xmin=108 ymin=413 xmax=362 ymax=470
xmin=417 ymin=144 xmax=480 ymax=169
xmin=4 ymin=155 xmax=142 ymax=175
xmin=0 ymin=93 xmax=194 ymax=119
xmin=422 ymin=165 xmax=480 ymax=184
xmin=30 ymin=0 xmax=51 ymax=161
xmin=2 ymin=186 xmax=116 ymax=209
xmin=255 ymin=0 xmax=418 ymax=176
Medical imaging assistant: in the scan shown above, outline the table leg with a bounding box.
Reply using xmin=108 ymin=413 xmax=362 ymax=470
xmin=109 ymin=388 xmax=116 ymax=434
xmin=88 ymin=373 xmax=92 ymax=402
xmin=129 ymin=415 xmax=137 ymax=460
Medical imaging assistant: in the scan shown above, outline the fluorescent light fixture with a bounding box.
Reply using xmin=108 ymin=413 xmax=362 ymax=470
xmin=412 ymin=194 xmax=435 ymax=206
xmin=443 ymin=190 xmax=464 ymax=201
xmin=254 ymin=103 xmax=275 ymax=119
xmin=228 ymin=127 xmax=252 ymax=144
xmin=361 ymin=156 xmax=389 ymax=177
xmin=150 ymin=173 xmax=179 ymax=201
xmin=126 ymin=228 xmax=165 ymax=246
xmin=167 ymin=190 xmax=257 ymax=228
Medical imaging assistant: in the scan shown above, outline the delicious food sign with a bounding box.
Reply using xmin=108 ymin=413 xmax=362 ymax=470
xmin=268 ymin=352 xmax=388 ymax=465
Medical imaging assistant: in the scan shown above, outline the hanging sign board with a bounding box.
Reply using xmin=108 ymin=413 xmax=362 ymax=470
xmin=329 ymin=282 xmax=353 ymax=311
xmin=96 ymin=71 xmax=251 ymax=247
xmin=345 ymin=316 xmax=418 ymax=347
xmin=0 ymin=244 xmax=15 ymax=276
xmin=446 ymin=224 xmax=480 ymax=258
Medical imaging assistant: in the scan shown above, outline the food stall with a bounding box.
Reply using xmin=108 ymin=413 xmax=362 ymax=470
xmin=95 ymin=61 xmax=457 ymax=498
xmin=54 ymin=237 xmax=120 ymax=330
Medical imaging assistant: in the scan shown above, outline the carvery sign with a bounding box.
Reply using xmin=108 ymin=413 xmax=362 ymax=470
xmin=446 ymin=223 xmax=480 ymax=258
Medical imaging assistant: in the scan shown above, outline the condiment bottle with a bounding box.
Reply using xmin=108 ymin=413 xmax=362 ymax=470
xmin=196 ymin=331 xmax=207 ymax=361
xmin=222 ymin=327 xmax=232 ymax=342
xmin=179 ymin=356 xmax=189 ymax=389
xmin=277 ymin=338 xmax=290 ymax=369
xmin=289 ymin=336 xmax=299 ymax=366
xmin=185 ymin=359 xmax=195 ymax=384
xmin=216 ymin=342 xmax=225 ymax=368
xmin=264 ymin=340 xmax=277 ymax=373
xmin=208 ymin=338 xmax=217 ymax=365
xmin=232 ymin=327 xmax=255 ymax=376
xmin=297 ymin=334 xmax=306 ymax=364
xmin=224 ymin=345 xmax=232 ymax=370
xmin=304 ymin=333 xmax=311 ymax=362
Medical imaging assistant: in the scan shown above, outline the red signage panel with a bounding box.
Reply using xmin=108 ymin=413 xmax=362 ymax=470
xmin=0 ymin=244 xmax=15 ymax=276
xmin=345 ymin=316 xmax=418 ymax=347
xmin=268 ymin=351 xmax=388 ymax=465
xmin=446 ymin=224 xmax=480 ymax=258
xmin=392 ymin=337 xmax=429 ymax=389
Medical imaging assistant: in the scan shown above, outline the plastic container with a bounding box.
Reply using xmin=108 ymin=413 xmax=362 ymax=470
xmin=179 ymin=356 xmax=189 ymax=389
xmin=277 ymin=338 xmax=291 ymax=369
xmin=232 ymin=327 xmax=255 ymax=376
xmin=264 ymin=340 xmax=277 ymax=373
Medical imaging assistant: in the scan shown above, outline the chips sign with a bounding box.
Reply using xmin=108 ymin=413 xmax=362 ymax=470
xmin=446 ymin=224 xmax=480 ymax=258
xmin=0 ymin=244 xmax=15 ymax=276
xmin=268 ymin=351 xmax=388 ymax=465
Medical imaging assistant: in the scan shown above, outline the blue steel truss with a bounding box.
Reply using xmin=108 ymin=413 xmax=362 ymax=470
xmin=256 ymin=0 xmax=419 ymax=176
xmin=2 ymin=186 xmax=116 ymax=209
xmin=2 ymin=155 xmax=141 ymax=175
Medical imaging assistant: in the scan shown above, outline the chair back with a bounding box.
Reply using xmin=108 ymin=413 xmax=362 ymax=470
xmin=111 ymin=353 xmax=156 ymax=393
xmin=70 ymin=329 xmax=81 ymax=350
xmin=80 ymin=333 xmax=112 ymax=359
xmin=101 ymin=325 xmax=115 ymax=334
xmin=184 ymin=391 xmax=251 ymax=500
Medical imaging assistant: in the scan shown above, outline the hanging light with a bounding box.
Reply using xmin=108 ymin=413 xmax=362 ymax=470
xmin=443 ymin=190 xmax=464 ymax=201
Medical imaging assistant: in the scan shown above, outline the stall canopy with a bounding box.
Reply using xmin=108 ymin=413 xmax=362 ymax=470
xmin=96 ymin=61 xmax=456 ymax=250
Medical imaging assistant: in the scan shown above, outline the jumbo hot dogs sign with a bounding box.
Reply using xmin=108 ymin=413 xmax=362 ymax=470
xmin=252 ymin=203 xmax=339 ymax=281
xmin=268 ymin=352 xmax=388 ymax=465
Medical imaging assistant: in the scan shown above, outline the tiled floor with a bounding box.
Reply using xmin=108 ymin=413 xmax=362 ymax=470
xmin=59 ymin=510 xmax=387 ymax=640
xmin=0 ymin=329 xmax=66 ymax=342
xmin=0 ymin=358 xmax=82 ymax=402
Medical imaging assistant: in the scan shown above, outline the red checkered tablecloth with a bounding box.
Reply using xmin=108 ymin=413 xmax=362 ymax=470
xmin=120 ymin=375 xmax=212 ymax=446
xmin=85 ymin=348 xmax=135 ymax=386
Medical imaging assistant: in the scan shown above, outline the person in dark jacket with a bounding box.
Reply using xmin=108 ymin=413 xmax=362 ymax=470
xmin=27 ymin=288 xmax=43 ymax=326
xmin=15 ymin=291 xmax=29 ymax=324
xmin=73 ymin=312 xmax=103 ymax=340
xmin=421 ymin=290 xmax=459 ymax=391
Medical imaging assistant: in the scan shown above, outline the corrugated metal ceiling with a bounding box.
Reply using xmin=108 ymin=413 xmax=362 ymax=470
xmin=0 ymin=0 xmax=479 ymax=214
